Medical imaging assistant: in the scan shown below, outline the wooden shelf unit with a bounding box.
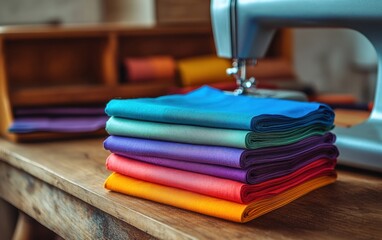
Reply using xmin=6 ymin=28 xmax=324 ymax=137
xmin=0 ymin=24 xmax=215 ymax=142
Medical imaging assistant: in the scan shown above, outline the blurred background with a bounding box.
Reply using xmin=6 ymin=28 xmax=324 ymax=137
xmin=0 ymin=0 xmax=378 ymax=103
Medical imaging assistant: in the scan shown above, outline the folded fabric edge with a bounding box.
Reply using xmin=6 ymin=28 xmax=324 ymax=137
xmin=104 ymin=172 xmax=337 ymax=223
xmin=249 ymin=104 xmax=335 ymax=132
xmin=240 ymin=160 xmax=336 ymax=203
xmin=106 ymin=153 xmax=336 ymax=204
xmin=241 ymin=174 xmax=337 ymax=222
xmin=245 ymin=130 xmax=328 ymax=149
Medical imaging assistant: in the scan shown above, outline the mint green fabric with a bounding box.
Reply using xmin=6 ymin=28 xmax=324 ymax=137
xmin=106 ymin=117 xmax=332 ymax=149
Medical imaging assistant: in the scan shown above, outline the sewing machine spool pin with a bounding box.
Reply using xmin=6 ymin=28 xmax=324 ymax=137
xmin=226 ymin=59 xmax=257 ymax=95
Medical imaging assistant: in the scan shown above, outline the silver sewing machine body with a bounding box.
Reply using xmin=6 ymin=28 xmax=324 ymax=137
xmin=211 ymin=0 xmax=382 ymax=172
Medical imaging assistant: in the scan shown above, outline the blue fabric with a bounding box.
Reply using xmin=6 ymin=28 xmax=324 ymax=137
xmin=105 ymin=86 xmax=334 ymax=132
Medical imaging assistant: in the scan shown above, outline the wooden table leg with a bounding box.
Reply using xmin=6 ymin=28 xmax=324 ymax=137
xmin=12 ymin=212 xmax=32 ymax=240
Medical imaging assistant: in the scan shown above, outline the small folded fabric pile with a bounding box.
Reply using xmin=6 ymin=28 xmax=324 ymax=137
xmin=9 ymin=107 xmax=108 ymax=133
xmin=103 ymin=86 xmax=338 ymax=222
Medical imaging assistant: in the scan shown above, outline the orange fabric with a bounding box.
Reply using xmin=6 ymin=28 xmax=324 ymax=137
xmin=104 ymin=173 xmax=336 ymax=223
xmin=150 ymin=56 xmax=176 ymax=80
xmin=124 ymin=56 xmax=175 ymax=83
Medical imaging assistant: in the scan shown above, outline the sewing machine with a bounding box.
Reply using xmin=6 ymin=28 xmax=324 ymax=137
xmin=211 ymin=0 xmax=382 ymax=172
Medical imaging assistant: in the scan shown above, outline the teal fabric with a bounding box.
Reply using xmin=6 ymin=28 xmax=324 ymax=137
xmin=106 ymin=117 xmax=332 ymax=149
xmin=105 ymin=86 xmax=334 ymax=132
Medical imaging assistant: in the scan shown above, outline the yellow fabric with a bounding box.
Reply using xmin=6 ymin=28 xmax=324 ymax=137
xmin=177 ymin=55 xmax=232 ymax=86
xmin=104 ymin=173 xmax=336 ymax=223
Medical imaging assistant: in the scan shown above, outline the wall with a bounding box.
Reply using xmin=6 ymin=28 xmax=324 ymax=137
xmin=0 ymin=0 xmax=101 ymax=25
xmin=0 ymin=0 xmax=156 ymax=26
xmin=102 ymin=0 xmax=155 ymax=26
xmin=293 ymin=29 xmax=377 ymax=102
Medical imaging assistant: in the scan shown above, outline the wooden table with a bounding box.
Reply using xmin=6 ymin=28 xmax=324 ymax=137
xmin=0 ymin=137 xmax=381 ymax=240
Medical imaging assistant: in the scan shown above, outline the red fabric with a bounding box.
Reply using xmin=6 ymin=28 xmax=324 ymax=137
xmin=106 ymin=153 xmax=336 ymax=204
xmin=168 ymin=81 xmax=278 ymax=94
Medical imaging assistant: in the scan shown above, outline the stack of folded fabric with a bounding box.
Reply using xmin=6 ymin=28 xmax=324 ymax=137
xmin=103 ymin=86 xmax=338 ymax=223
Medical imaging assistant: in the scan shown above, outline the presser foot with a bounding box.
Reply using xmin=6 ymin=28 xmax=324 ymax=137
xmin=233 ymin=78 xmax=308 ymax=101
xmin=227 ymin=59 xmax=307 ymax=100
xmin=226 ymin=59 xmax=258 ymax=95
xmin=233 ymin=77 xmax=256 ymax=95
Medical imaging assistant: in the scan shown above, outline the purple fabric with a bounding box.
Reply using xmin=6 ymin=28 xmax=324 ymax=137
xmin=111 ymin=143 xmax=338 ymax=184
xmin=9 ymin=116 xmax=108 ymax=133
xmin=104 ymin=133 xmax=336 ymax=169
xmin=14 ymin=107 xmax=105 ymax=117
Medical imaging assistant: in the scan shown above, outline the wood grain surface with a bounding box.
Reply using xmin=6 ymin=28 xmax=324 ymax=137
xmin=0 ymin=138 xmax=381 ymax=240
xmin=0 ymin=161 xmax=155 ymax=240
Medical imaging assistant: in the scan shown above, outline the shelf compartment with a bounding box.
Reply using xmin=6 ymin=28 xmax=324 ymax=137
xmin=9 ymin=83 xmax=172 ymax=107
xmin=4 ymin=37 xmax=109 ymax=90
